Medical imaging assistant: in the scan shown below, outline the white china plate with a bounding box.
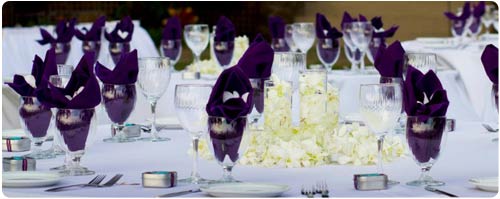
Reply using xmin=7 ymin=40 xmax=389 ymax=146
xmin=469 ymin=177 xmax=498 ymax=192
xmin=2 ymin=171 xmax=62 ymax=188
xmin=146 ymin=117 xmax=182 ymax=129
xmin=200 ymin=183 xmax=289 ymax=197
xmin=415 ymin=37 xmax=460 ymax=49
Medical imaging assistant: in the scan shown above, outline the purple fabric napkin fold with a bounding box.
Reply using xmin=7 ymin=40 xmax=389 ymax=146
xmin=444 ymin=2 xmax=471 ymax=20
xmin=403 ymin=66 xmax=449 ymax=120
xmin=95 ymin=49 xmax=138 ymax=84
xmin=214 ymin=16 xmax=235 ymax=42
xmin=481 ymin=44 xmax=498 ymax=85
xmin=105 ymin=16 xmax=134 ymax=43
xmin=268 ymin=16 xmax=286 ymax=38
xmin=75 ymin=16 xmax=106 ymax=41
xmin=162 ymin=16 xmax=182 ymax=40
xmin=374 ymin=41 xmax=405 ymax=78
xmin=316 ymin=13 xmax=342 ymax=40
xmin=236 ymin=34 xmax=274 ymax=79
xmin=371 ymin=16 xmax=383 ymax=30
xmin=473 ymin=1 xmax=486 ymax=18
xmin=37 ymin=18 xmax=77 ymax=45
xmin=206 ymin=67 xmax=254 ymax=122
xmin=6 ymin=48 xmax=57 ymax=96
xmin=359 ymin=14 xmax=367 ymax=22
xmin=341 ymin=12 xmax=354 ymax=29
xmin=37 ymin=52 xmax=101 ymax=109
xmin=373 ymin=25 xmax=399 ymax=38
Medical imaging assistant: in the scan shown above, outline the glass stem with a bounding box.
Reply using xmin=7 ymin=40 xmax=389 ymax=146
xmin=150 ymin=101 xmax=159 ymax=139
xmin=419 ymin=166 xmax=431 ymax=182
xmin=191 ymin=137 xmax=201 ymax=180
xmin=360 ymin=53 xmax=366 ymax=72
xmin=32 ymin=138 xmax=44 ymax=154
xmin=377 ymin=134 xmax=385 ymax=174
xmin=222 ymin=165 xmax=234 ymax=182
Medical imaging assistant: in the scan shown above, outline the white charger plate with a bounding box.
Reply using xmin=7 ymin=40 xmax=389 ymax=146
xmin=2 ymin=171 xmax=62 ymax=188
xmin=469 ymin=177 xmax=498 ymax=192
xmin=201 ymin=183 xmax=289 ymax=197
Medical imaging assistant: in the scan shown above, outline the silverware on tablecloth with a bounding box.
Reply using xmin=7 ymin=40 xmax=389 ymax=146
xmin=156 ymin=188 xmax=201 ymax=197
xmin=45 ymin=174 xmax=123 ymax=192
xmin=315 ymin=181 xmax=329 ymax=198
xmin=482 ymin=124 xmax=499 ymax=132
xmin=301 ymin=185 xmax=315 ymax=198
xmin=425 ymin=186 xmax=458 ymax=197
xmin=45 ymin=175 xmax=106 ymax=192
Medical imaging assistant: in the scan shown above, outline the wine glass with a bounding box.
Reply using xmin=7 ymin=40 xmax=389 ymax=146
xmin=109 ymin=42 xmax=130 ymax=64
xmin=174 ymin=84 xmax=213 ymax=184
xmin=482 ymin=84 xmax=499 ymax=138
xmin=380 ymin=76 xmax=406 ymax=134
xmin=482 ymin=5 xmax=496 ymax=35
xmin=137 ymin=57 xmax=171 ymax=142
xmin=316 ymin=37 xmax=341 ymax=71
xmin=160 ymin=39 xmax=182 ymax=67
xmin=450 ymin=13 xmax=472 ymax=46
xmin=344 ymin=22 xmax=373 ymax=73
xmin=184 ymin=24 xmax=210 ymax=76
xmin=55 ymin=107 xmax=97 ymax=176
xmin=271 ymin=38 xmax=290 ymax=52
xmin=18 ymin=96 xmax=55 ymax=159
xmin=404 ymin=52 xmax=438 ymax=75
xmin=248 ymin=78 xmax=267 ymax=130
xmin=406 ymin=116 xmax=451 ymax=186
xmin=207 ymin=116 xmax=252 ymax=183
xmin=359 ymin=83 xmax=402 ymax=183
xmin=213 ymin=40 xmax=234 ymax=69
xmin=82 ymin=40 xmax=101 ymax=64
xmin=101 ymin=83 xmax=137 ymax=143
xmin=292 ymin=23 xmax=315 ymax=55
xmin=367 ymin=37 xmax=385 ymax=65
xmin=285 ymin=24 xmax=298 ymax=52
xmin=468 ymin=15 xmax=483 ymax=40
xmin=51 ymin=42 xmax=71 ymax=65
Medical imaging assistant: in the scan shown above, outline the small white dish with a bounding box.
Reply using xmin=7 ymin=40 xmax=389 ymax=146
xmin=200 ymin=182 xmax=289 ymax=197
xmin=2 ymin=171 xmax=62 ymax=188
xmin=469 ymin=177 xmax=498 ymax=192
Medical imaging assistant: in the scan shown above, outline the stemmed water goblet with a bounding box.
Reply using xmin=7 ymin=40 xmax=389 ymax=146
xmin=51 ymin=42 xmax=71 ymax=65
xmin=82 ymin=40 xmax=101 ymax=64
xmin=101 ymin=83 xmax=137 ymax=143
xmin=344 ymin=22 xmax=373 ymax=73
xmin=359 ymin=83 xmax=403 ymax=184
xmin=160 ymin=39 xmax=182 ymax=68
xmin=137 ymin=57 xmax=171 ymax=142
xmin=468 ymin=15 xmax=483 ymax=40
xmin=184 ymin=24 xmax=210 ymax=78
xmin=175 ymin=84 xmax=213 ymax=184
xmin=109 ymin=42 xmax=130 ymax=65
xmin=213 ymin=40 xmax=234 ymax=70
xmin=292 ymin=23 xmax=315 ymax=56
xmin=404 ymin=52 xmax=438 ymax=75
xmin=285 ymin=24 xmax=298 ymax=52
xmin=248 ymin=78 xmax=267 ymax=130
xmin=367 ymin=37 xmax=385 ymax=65
xmin=316 ymin=37 xmax=341 ymax=71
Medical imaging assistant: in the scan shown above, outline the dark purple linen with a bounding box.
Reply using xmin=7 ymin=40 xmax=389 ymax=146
xmin=208 ymin=116 xmax=247 ymax=163
xmin=19 ymin=97 xmax=52 ymax=138
xmin=102 ymin=84 xmax=136 ymax=124
xmin=236 ymin=34 xmax=274 ymax=78
xmin=374 ymin=40 xmax=405 ymax=78
xmin=214 ymin=16 xmax=235 ymax=42
xmin=37 ymin=18 xmax=76 ymax=45
xmin=481 ymin=44 xmax=498 ymax=85
xmin=95 ymin=49 xmax=138 ymax=84
xmin=269 ymin=16 xmax=286 ymax=38
xmin=473 ymin=1 xmax=486 ymax=18
xmin=56 ymin=108 xmax=95 ymax=152
xmin=162 ymin=16 xmax=182 ymax=40
xmin=371 ymin=16 xmax=383 ymax=30
xmin=75 ymin=16 xmax=106 ymax=41
xmin=105 ymin=16 xmax=134 ymax=43
xmin=406 ymin=116 xmax=446 ymax=163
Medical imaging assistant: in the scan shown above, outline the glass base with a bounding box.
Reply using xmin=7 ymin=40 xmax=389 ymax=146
xmin=50 ymin=164 xmax=67 ymax=171
xmin=103 ymin=136 xmax=136 ymax=143
xmin=209 ymin=178 xmax=241 ymax=184
xmin=50 ymin=148 xmax=66 ymax=156
xmin=388 ymin=180 xmax=400 ymax=186
xmin=137 ymin=136 xmax=170 ymax=142
xmin=178 ymin=176 xmax=215 ymax=185
xmin=59 ymin=166 xmax=95 ymax=176
xmin=24 ymin=150 xmax=56 ymax=159
xmin=406 ymin=179 xmax=445 ymax=186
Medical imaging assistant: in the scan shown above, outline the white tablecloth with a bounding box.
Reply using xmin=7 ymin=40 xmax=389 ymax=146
xmin=2 ymin=120 xmax=497 ymax=197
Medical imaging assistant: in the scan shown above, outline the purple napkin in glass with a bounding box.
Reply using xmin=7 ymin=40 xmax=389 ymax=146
xmin=95 ymin=49 xmax=138 ymax=84
xmin=162 ymin=16 xmax=181 ymax=40
xmin=403 ymin=66 xmax=449 ymax=120
xmin=473 ymin=1 xmax=486 ymax=18
xmin=214 ymin=16 xmax=235 ymax=42
xmin=6 ymin=48 xmax=57 ymax=96
xmin=374 ymin=41 xmax=405 ymax=78
xmin=269 ymin=16 xmax=286 ymax=39
xmin=481 ymin=44 xmax=498 ymax=85
xmin=341 ymin=12 xmax=354 ymax=29
xmin=316 ymin=13 xmax=343 ymax=39
xmin=206 ymin=66 xmax=254 ymax=121
xmin=236 ymin=34 xmax=274 ymax=79
xmin=75 ymin=16 xmax=106 ymax=41
xmin=373 ymin=25 xmax=399 ymax=38
xmin=37 ymin=52 xmax=101 ymax=109
xmin=359 ymin=14 xmax=367 ymax=22
xmin=444 ymin=2 xmax=471 ymax=20
xmin=37 ymin=18 xmax=76 ymax=45
xmin=371 ymin=16 xmax=383 ymax=30
xmin=105 ymin=16 xmax=134 ymax=43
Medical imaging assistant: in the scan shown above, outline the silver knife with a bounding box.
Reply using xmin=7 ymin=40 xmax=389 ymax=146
xmin=156 ymin=188 xmax=201 ymax=197
xmin=425 ymin=186 xmax=458 ymax=197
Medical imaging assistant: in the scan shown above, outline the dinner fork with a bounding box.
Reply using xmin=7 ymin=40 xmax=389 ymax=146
xmin=315 ymin=181 xmax=329 ymax=198
xmin=301 ymin=185 xmax=315 ymax=198
xmin=45 ymin=175 xmax=106 ymax=192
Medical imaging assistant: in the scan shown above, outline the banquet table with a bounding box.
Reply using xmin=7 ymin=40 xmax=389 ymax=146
xmin=2 ymin=120 xmax=498 ymax=197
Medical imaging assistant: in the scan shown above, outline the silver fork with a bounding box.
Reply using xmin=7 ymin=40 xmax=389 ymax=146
xmin=317 ymin=181 xmax=329 ymax=198
xmin=45 ymin=175 xmax=106 ymax=192
xmin=97 ymin=174 xmax=123 ymax=187
xmin=301 ymin=185 xmax=314 ymax=198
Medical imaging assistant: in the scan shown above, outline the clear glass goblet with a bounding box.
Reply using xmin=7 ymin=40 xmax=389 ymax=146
xmin=55 ymin=108 xmax=97 ymax=176
xmin=271 ymin=38 xmax=290 ymax=52
xmin=248 ymin=78 xmax=267 ymax=130
xmin=102 ymin=83 xmax=137 ymax=143
xmin=18 ymin=96 xmax=55 ymax=159
xmin=367 ymin=37 xmax=385 ymax=65
xmin=213 ymin=40 xmax=235 ymax=69
xmin=292 ymin=23 xmax=315 ymax=55
xmin=316 ymin=38 xmax=341 ymax=71
xmin=450 ymin=17 xmax=471 ymax=46
xmin=207 ymin=116 xmax=251 ymax=183
xmin=184 ymin=24 xmax=210 ymax=76
xmin=137 ymin=57 xmax=171 ymax=142
xmin=468 ymin=16 xmax=483 ymax=40
xmin=82 ymin=40 xmax=101 ymax=64
xmin=406 ymin=116 xmax=451 ymax=186
xmin=344 ymin=22 xmax=373 ymax=73
xmin=109 ymin=42 xmax=130 ymax=64
xmin=175 ymin=84 xmax=214 ymax=184
xmin=359 ymin=83 xmax=403 ymax=183
xmin=482 ymin=5 xmax=496 ymax=35
xmin=380 ymin=76 xmax=406 ymax=134
xmin=404 ymin=52 xmax=438 ymax=75
xmin=160 ymin=39 xmax=182 ymax=66
xmin=285 ymin=24 xmax=298 ymax=52
xmin=51 ymin=42 xmax=71 ymax=65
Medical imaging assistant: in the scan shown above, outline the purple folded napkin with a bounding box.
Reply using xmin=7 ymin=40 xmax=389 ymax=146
xmin=95 ymin=49 xmax=138 ymax=84
xmin=316 ymin=13 xmax=343 ymax=40
xmin=105 ymin=16 xmax=134 ymax=43
xmin=444 ymin=2 xmax=471 ymax=20
xmin=206 ymin=67 xmax=254 ymax=121
xmin=359 ymin=14 xmax=367 ymax=22
xmin=481 ymin=44 xmax=498 ymax=85
xmin=37 ymin=52 xmax=101 ymax=109
xmin=341 ymin=12 xmax=354 ymax=29
xmin=6 ymin=48 xmax=57 ymax=96
xmin=373 ymin=25 xmax=399 ymax=38
xmin=162 ymin=16 xmax=181 ymax=40
xmin=403 ymin=66 xmax=449 ymax=120
xmin=473 ymin=1 xmax=486 ymax=18
xmin=236 ymin=34 xmax=274 ymax=79
xmin=214 ymin=16 xmax=235 ymax=42
xmin=37 ymin=18 xmax=77 ymax=45
xmin=374 ymin=41 xmax=405 ymax=78
xmin=269 ymin=16 xmax=286 ymax=39
xmin=371 ymin=16 xmax=383 ymax=30
xmin=75 ymin=16 xmax=106 ymax=41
